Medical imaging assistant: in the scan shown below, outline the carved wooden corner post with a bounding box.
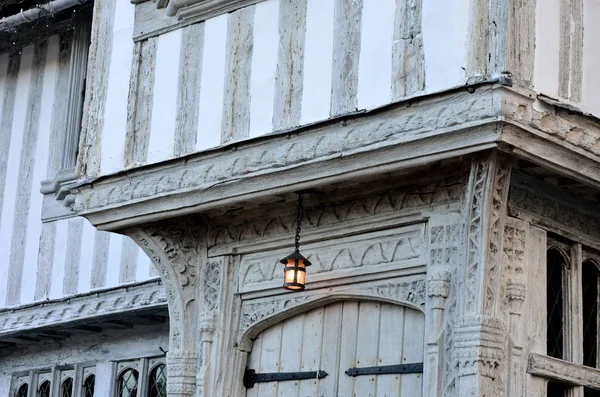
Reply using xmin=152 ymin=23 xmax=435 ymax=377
xmin=455 ymin=152 xmax=512 ymax=397
xmin=127 ymin=217 xmax=207 ymax=397
xmin=503 ymin=219 xmax=527 ymax=396
xmin=426 ymin=214 xmax=460 ymax=396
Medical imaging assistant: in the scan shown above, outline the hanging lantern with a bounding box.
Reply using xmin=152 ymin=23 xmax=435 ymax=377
xmin=280 ymin=194 xmax=311 ymax=291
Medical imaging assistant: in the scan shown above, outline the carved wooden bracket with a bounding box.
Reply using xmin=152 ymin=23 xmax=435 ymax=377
xmin=126 ymin=216 xmax=207 ymax=397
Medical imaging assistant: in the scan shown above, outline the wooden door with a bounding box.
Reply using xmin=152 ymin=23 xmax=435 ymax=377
xmin=245 ymin=300 xmax=424 ymax=397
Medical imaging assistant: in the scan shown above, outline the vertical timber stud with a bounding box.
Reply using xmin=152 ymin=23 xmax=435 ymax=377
xmin=455 ymin=151 xmax=512 ymax=397
xmin=127 ymin=217 xmax=207 ymax=397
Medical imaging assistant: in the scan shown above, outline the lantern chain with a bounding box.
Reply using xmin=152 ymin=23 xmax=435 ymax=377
xmin=294 ymin=194 xmax=304 ymax=252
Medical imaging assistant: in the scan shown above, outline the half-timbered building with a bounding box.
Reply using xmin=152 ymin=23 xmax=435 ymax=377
xmin=1 ymin=0 xmax=600 ymax=396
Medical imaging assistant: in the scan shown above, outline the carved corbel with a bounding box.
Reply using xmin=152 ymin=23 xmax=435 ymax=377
xmin=126 ymin=217 xmax=206 ymax=397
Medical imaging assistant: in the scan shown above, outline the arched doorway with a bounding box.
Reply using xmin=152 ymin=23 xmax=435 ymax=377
xmin=245 ymin=300 xmax=424 ymax=397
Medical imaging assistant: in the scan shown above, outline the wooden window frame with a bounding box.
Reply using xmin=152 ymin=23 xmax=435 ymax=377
xmin=529 ymin=237 xmax=600 ymax=396
xmin=114 ymin=357 xmax=167 ymax=397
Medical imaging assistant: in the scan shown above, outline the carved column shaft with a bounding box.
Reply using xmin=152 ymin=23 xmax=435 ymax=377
xmin=455 ymin=152 xmax=512 ymax=397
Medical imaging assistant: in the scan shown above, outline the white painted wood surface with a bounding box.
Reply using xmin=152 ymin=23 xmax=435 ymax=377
xmin=245 ymin=301 xmax=424 ymax=397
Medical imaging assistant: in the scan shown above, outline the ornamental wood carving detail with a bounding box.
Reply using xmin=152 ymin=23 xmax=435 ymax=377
xmin=75 ymin=88 xmax=493 ymax=213
xmin=239 ymin=278 xmax=426 ymax=333
xmin=240 ymin=226 xmax=424 ymax=286
xmin=464 ymin=153 xmax=512 ymax=316
xmin=210 ymin=177 xmax=463 ymax=248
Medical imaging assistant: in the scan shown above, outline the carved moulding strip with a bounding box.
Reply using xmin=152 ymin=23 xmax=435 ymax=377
xmin=238 ymin=223 xmax=425 ymax=293
xmin=208 ymin=175 xmax=463 ymax=256
xmin=528 ymin=353 xmax=600 ymax=390
xmin=463 ymin=152 xmax=512 ymax=317
xmin=0 ymin=280 xmax=165 ymax=337
xmin=75 ymin=86 xmax=501 ymax=231
xmin=237 ymin=276 xmax=426 ymax=351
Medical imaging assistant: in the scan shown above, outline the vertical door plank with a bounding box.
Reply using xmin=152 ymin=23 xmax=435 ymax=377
xmin=277 ymin=313 xmax=305 ymax=396
xmin=319 ymin=302 xmax=342 ymax=397
xmin=246 ymin=332 xmax=263 ymax=397
xmin=337 ymin=301 xmax=360 ymax=397
xmin=354 ymin=302 xmax=381 ymax=396
xmin=298 ymin=307 xmax=325 ymax=397
xmin=400 ymin=308 xmax=425 ymax=396
xmin=256 ymin=322 xmax=283 ymax=397
xmin=376 ymin=304 xmax=405 ymax=397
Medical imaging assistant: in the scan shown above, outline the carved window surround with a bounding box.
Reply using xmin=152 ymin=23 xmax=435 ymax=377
xmin=130 ymin=0 xmax=267 ymax=41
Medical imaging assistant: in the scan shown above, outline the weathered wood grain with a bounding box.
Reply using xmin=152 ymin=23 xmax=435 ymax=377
xmin=34 ymin=222 xmax=57 ymax=301
xmin=6 ymin=41 xmax=48 ymax=306
xmin=221 ymin=6 xmax=254 ymax=143
xmin=273 ymin=0 xmax=307 ymax=130
xmin=62 ymin=218 xmax=84 ymax=295
xmin=78 ymin=0 xmax=116 ymax=178
xmin=559 ymin=0 xmax=583 ymax=102
xmin=330 ymin=0 xmax=362 ymax=116
xmin=507 ymin=0 xmax=535 ymax=87
xmin=175 ymin=23 xmax=204 ymax=156
xmin=392 ymin=0 xmax=425 ymax=99
xmin=91 ymin=230 xmax=111 ymax=289
xmin=124 ymin=37 xmax=158 ymax=168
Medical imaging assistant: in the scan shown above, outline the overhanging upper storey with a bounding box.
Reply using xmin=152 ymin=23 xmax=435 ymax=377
xmin=73 ymin=83 xmax=600 ymax=231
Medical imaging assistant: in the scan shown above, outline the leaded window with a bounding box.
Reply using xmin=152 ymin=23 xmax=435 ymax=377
xmin=83 ymin=374 xmax=95 ymax=397
xmin=15 ymin=384 xmax=28 ymax=397
xmin=38 ymin=380 xmax=51 ymax=397
xmin=148 ymin=364 xmax=167 ymax=397
xmin=547 ymin=248 xmax=565 ymax=360
xmin=118 ymin=368 xmax=139 ymax=397
xmin=62 ymin=377 xmax=73 ymax=397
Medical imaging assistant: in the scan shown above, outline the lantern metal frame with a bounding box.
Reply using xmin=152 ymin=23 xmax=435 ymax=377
xmin=280 ymin=193 xmax=311 ymax=291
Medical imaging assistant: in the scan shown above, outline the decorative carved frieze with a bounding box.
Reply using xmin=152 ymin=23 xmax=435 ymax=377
xmin=239 ymin=225 xmax=425 ymax=292
xmin=0 ymin=280 xmax=165 ymax=337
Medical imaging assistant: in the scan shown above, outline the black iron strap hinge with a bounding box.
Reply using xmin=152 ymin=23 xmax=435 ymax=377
xmin=345 ymin=362 xmax=424 ymax=377
xmin=243 ymin=369 xmax=329 ymax=388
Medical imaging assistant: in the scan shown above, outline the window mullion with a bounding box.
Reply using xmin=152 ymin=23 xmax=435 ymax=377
xmin=597 ymin=274 xmax=600 ymax=370
xmin=567 ymin=243 xmax=585 ymax=397
xmin=137 ymin=358 xmax=149 ymax=397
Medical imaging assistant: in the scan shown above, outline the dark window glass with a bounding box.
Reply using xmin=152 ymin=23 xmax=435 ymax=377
xmin=547 ymin=249 xmax=565 ymax=359
xmin=83 ymin=375 xmax=95 ymax=397
xmin=62 ymin=378 xmax=73 ymax=397
xmin=148 ymin=364 xmax=167 ymax=397
xmin=15 ymin=384 xmax=28 ymax=397
xmin=585 ymin=387 xmax=600 ymax=397
xmin=118 ymin=369 xmax=139 ymax=397
xmin=547 ymin=381 xmax=567 ymax=397
xmin=583 ymin=261 xmax=599 ymax=368
xmin=38 ymin=380 xmax=51 ymax=397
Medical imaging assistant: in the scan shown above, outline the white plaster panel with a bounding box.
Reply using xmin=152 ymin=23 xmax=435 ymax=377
xmin=196 ymin=14 xmax=228 ymax=151
xmin=78 ymin=219 xmax=96 ymax=293
xmin=0 ymin=52 xmax=6 ymax=307
xmin=422 ymin=0 xmax=469 ymax=92
xmin=49 ymin=219 xmax=68 ymax=299
xmin=582 ymin=0 xmax=600 ymax=117
xmin=357 ymin=0 xmax=395 ymax=110
xmin=248 ymin=0 xmax=279 ymax=138
xmin=300 ymin=0 xmax=334 ymax=125
xmin=105 ymin=233 xmax=123 ymax=288
xmin=147 ymin=29 xmax=182 ymax=164
xmin=533 ymin=0 xmax=560 ymax=97
xmin=20 ymin=36 xmax=60 ymax=305
xmin=135 ymin=246 xmax=152 ymax=282
xmin=0 ymin=45 xmax=34 ymax=307
xmin=100 ymin=0 xmax=135 ymax=175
